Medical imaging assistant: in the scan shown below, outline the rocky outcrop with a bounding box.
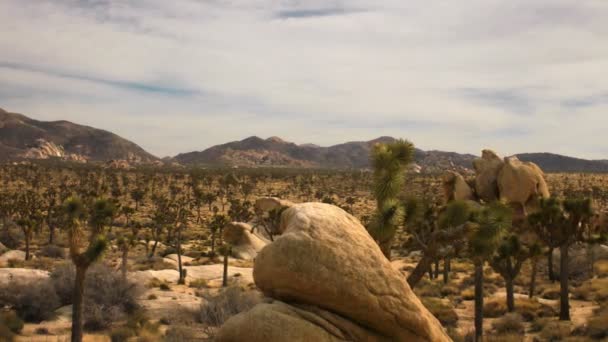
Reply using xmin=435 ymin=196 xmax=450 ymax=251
xmin=217 ymin=203 xmax=450 ymax=341
xmin=0 ymin=250 xmax=26 ymax=267
xmin=19 ymin=139 xmax=87 ymax=162
xmin=223 ymin=222 xmax=269 ymax=260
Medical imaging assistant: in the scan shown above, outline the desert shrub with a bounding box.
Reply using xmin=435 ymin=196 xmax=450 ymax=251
xmin=586 ymin=306 xmax=608 ymax=339
xmin=38 ymin=245 xmax=65 ymax=259
xmin=199 ymin=286 xmax=260 ymax=327
xmin=0 ymin=310 xmax=23 ymax=334
xmin=160 ymin=283 xmax=171 ymax=291
xmin=485 ymin=335 xmax=524 ymax=342
xmin=134 ymin=256 xmax=175 ymax=271
xmin=539 ymin=283 xmax=561 ymax=300
xmin=164 ymin=326 xmax=197 ymax=341
xmin=483 ymin=297 xmax=554 ymax=321
xmin=530 ymin=317 xmax=550 ymax=333
xmin=492 ymin=313 xmax=524 ymax=335
xmin=572 ymin=278 xmax=608 ymax=302
xmin=461 ymin=288 xmax=475 ymax=300
xmin=7 ymin=257 xmax=56 ymax=271
xmin=0 ymin=226 xmax=23 ymax=250
xmin=421 ymin=298 xmax=458 ymax=327
xmin=160 ymin=247 xmax=177 ymax=257
xmin=35 ymin=327 xmax=50 ymax=335
xmin=189 ymin=278 xmax=208 ymax=289
xmin=50 ymin=263 xmax=142 ymax=330
xmin=440 ymin=284 xmax=460 ymax=297
xmin=110 ymin=326 xmax=135 ymax=342
xmin=540 ymin=321 xmax=572 ymax=341
xmin=594 ymin=260 xmax=608 ymax=277
xmin=0 ymin=279 xmax=60 ymax=322
xmin=414 ymin=279 xmax=442 ymax=297
xmin=0 ymin=324 xmax=15 ymax=342
xmin=147 ymin=294 xmax=158 ymax=300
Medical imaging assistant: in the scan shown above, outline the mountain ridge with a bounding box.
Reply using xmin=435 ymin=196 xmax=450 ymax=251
xmin=0 ymin=108 xmax=157 ymax=163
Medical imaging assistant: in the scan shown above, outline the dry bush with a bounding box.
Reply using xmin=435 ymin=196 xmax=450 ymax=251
xmin=586 ymin=306 xmax=608 ymax=339
xmin=0 ymin=310 xmax=23 ymax=336
xmin=440 ymin=284 xmax=460 ymax=297
xmin=492 ymin=313 xmax=524 ymax=335
xmin=199 ymin=286 xmax=261 ymax=328
xmin=38 ymin=245 xmax=65 ymax=259
xmin=189 ymin=278 xmax=209 ymax=289
xmin=483 ymin=297 xmax=555 ymax=321
xmin=414 ymin=279 xmax=442 ymax=298
xmin=164 ymin=326 xmax=199 ymax=341
xmin=421 ymin=297 xmax=458 ymax=327
xmin=594 ymin=260 xmax=608 ymax=277
xmin=572 ymin=278 xmax=608 ymax=302
xmin=134 ymin=256 xmax=176 ymax=271
xmin=540 ymin=321 xmax=572 ymax=341
xmin=485 ymin=335 xmax=525 ymax=342
xmin=538 ymin=283 xmax=561 ymax=300
xmin=461 ymin=288 xmax=475 ymax=300
xmin=50 ymin=262 xmax=142 ymax=331
xmin=0 ymin=279 xmax=60 ymax=322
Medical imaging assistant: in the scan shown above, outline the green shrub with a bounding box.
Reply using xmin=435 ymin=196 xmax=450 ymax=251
xmin=540 ymin=321 xmax=572 ymax=341
xmin=586 ymin=306 xmax=608 ymax=339
xmin=188 ymin=279 xmax=208 ymax=289
xmin=110 ymin=326 xmax=136 ymax=342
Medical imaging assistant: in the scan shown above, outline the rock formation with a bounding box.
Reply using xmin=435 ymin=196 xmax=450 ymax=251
xmin=222 ymin=222 xmax=269 ymax=260
xmin=446 ymin=149 xmax=550 ymax=216
xmin=216 ymin=202 xmax=451 ymax=341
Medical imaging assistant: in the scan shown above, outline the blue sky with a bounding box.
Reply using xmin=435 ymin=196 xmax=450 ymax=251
xmin=0 ymin=0 xmax=607 ymax=158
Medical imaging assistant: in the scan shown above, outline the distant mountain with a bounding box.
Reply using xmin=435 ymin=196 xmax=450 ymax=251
xmin=174 ymin=136 xmax=608 ymax=173
xmin=516 ymin=153 xmax=608 ymax=173
xmin=173 ymin=136 xmax=477 ymax=172
xmin=0 ymin=108 xmax=157 ymax=163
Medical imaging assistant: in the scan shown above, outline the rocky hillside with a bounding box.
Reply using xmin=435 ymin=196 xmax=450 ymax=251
xmin=516 ymin=153 xmax=608 ymax=173
xmin=175 ymin=136 xmax=608 ymax=173
xmin=174 ymin=136 xmax=477 ymax=172
xmin=0 ymin=108 xmax=157 ymax=163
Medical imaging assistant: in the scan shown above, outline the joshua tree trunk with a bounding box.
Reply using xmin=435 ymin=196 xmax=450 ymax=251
xmin=49 ymin=224 xmax=55 ymax=244
xmin=407 ymin=254 xmax=432 ymax=288
xmin=434 ymin=259 xmax=440 ymax=279
xmin=379 ymin=239 xmax=393 ymax=260
xmin=474 ymin=261 xmax=484 ymax=342
xmin=177 ymin=228 xmax=184 ymax=285
xmin=548 ymin=247 xmax=555 ymax=282
xmin=559 ymin=244 xmax=570 ymax=321
xmin=443 ymin=257 xmax=450 ymax=284
xmin=149 ymin=240 xmax=158 ymax=258
xmin=121 ymin=248 xmax=128 ymax=279
xmin=24 ymin=231 xmax=31 ymax=261
xmin=222 ymin=247 xmax=230 ymax=287
xmin=72 ymin=266 xmax=87 ymax=342
xmin=211 ymin=231 xmax=216 ymax=256
xmin=529 ymin=258 xmax=538 ymax=299
xmin=506 ymin=275 xmax=515 ymax=312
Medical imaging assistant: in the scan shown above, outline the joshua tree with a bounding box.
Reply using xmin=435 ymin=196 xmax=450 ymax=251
xmin=219 ymin=243 xmax=232 ymax=287
xmin=15 ymin=190 xmax=44 ymax=260
xmin=367 ymin=139 xmax=414 ymax=259
xmin=528 ymin=198 xmax=563 ymax=282
xmin=130 ymin=188 xmax=146 ymax=211
xmin=527 ymin=242 xmax=543 ymax=299
xmin=405 ymin=199 xmax=472 ymax=287
xmin=209 ymin=213 xmax=228 ymax=256
xmin=63 ymin=197 xmax=109 ymax=342
xmin=529 ymin=197 xmax=593 ymax=320
xmin=489 ymin=234 xmax=530 ymax=312
xmin=468 ymin=202 xmax=512 ymax=342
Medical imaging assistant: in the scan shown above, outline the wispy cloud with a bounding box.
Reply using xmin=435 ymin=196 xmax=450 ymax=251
xmin=0 ymin=0 xmax=607 ymax=158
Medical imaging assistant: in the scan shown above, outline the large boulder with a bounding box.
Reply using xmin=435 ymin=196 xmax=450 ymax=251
xmin=223 ymin=222 xmax=269 ymax=260
xmin=442 ymin=170 xmax=475 ymax=203
xmin=218 ymin=202 xmax=450 ymax=341
xmin=0 ymin=250 xmax=26 ymax=267
xmin=473 ymin=149 xmax=504 ymax=203
xmin=498 ymin=156 xmax=550 ymax=214
xmin=0 ymin=268 xmax=49 ymax=285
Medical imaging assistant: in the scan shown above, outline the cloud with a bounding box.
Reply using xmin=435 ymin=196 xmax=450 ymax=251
xmin=0 ymin=0 xmax=607 ymax=159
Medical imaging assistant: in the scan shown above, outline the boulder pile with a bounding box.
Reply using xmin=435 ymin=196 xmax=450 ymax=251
xmin=217 ymin=202 xmax=450 ymax=341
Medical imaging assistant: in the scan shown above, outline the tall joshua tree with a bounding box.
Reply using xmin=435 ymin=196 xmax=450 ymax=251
xmin=367 ymin=139 xmax=414 ymax=259
xmin=469 ymin=202 xmax=512 ymax=342
xmin=63 ymin=197 xmax=112 ymax=342
xmin=489 ymin=234 xmax=529 ymax=312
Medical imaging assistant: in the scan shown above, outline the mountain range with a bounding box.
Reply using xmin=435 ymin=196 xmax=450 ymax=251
xmin=0 ymin=108 xmax=156 ymax=163
xmin=2 ymin=107 xmax=608 ymax=173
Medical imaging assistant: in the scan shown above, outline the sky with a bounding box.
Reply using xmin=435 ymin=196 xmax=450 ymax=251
xmin=1 ymin=0 xmax=607 ymax=159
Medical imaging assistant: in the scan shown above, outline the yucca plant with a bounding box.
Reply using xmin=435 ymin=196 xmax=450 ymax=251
xmin=63 ymin=197 xmax=111 ymax=342
xmin=367 ymin=139 xmax=414 ymax=259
